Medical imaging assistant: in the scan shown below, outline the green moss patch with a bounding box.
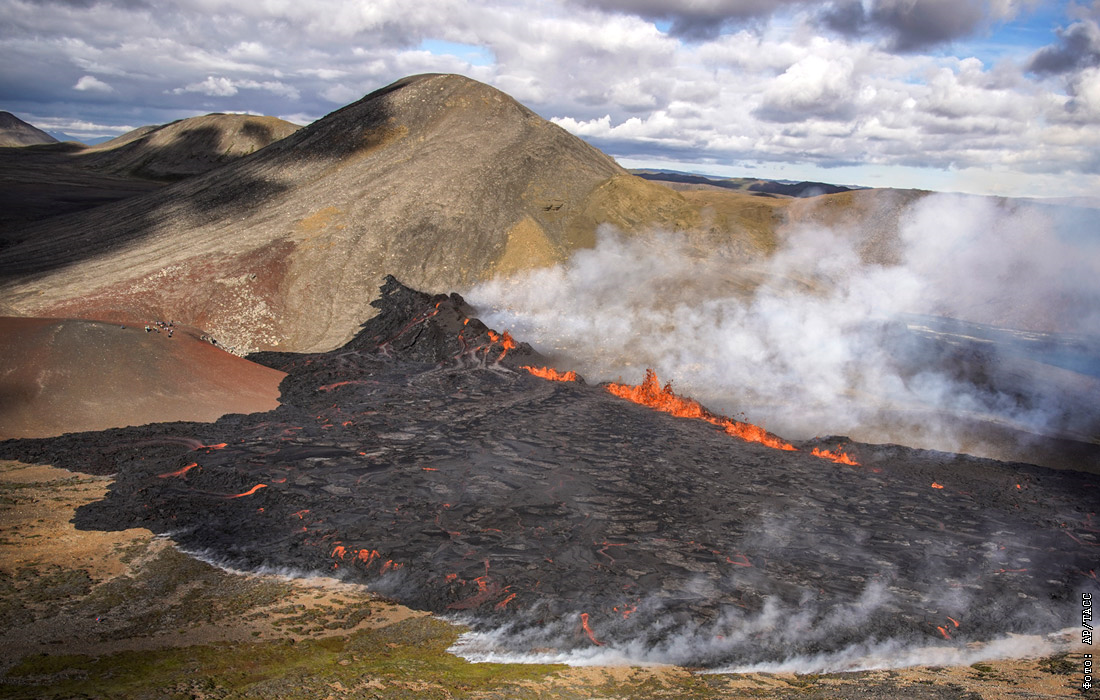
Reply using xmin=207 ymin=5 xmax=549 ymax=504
xmin=2 ymin=617 xmax=563 ymax=699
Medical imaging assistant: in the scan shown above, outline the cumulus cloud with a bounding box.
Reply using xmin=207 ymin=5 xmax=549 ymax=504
xmin=170 ymin=76 xmax=300 ymax=99
xmin=566 ymin=0 xmax=808 ymax=39
xmin=574 ymin=0 xmax=1029 ymax=49
xmin=825 ymin=0 xmax=994 ymax=51
xmin=753 ymin=53 xmax=860 ymax=122
xmin=1 ymin=0 xmax=1098 ymax=196
xmin=1027 ymin=17 xmax=1100 ymax=74
xmin=73 ymin=74 xmax=112 ymax=91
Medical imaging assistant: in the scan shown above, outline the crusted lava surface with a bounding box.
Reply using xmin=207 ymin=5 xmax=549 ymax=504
xmin=2 ymin=276 xmax=1097 ymax=667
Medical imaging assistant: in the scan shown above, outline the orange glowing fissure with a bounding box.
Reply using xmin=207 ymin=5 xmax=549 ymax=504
xmin=521 ymin=365 xmax=578 ymax=382
xmin=487 ymin=330 xmax=517 ymax=360
xmin=606 ymin=370 xmax=861 ymax=465
xmin=811 ymin=447 xmax=860 ymax=466
xmin=580 ymin=612 xmax=603 ymax=646
xmin=226 ymin=483 xmax=267 ymax=498
xmin=158 ymin=462 xmax=198 ymax=479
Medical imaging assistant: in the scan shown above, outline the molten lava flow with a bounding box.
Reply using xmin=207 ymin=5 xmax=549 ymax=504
xmin=495 ymin=592 xmax=517 ymax=610
xmin=488 ymin=330 xmax=517 ymax=361
xmin=936 ymin=625 xmax=951 ymax=640
xmin=522 ymin=365 xmax=578 ymax=382
xmin=606 ymin=370 xmax=796 ymax=451
xmin=931 ymin=482 xmax=945 ymax=489
xmin=725 ymin=553 xmax=752 ymax=567
xmin=198 ymin=443 xmax=227 ymax=450
xmin=158 ymin=462 xmax=197 ymax=479
xmin=358 ymin=549 xmax=379 ymax=566
xmin=226 ymin=483 xmax=267 ymax=498
xmin=811 ymin=446 xmax=860 ymax=466
xmin=580 ymin=612 xmax=603 ymax=646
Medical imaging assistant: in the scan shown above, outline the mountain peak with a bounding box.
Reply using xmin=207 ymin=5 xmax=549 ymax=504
xmin=0 ymin=75 xmax=637 ymax=353
xmin=0 ymin=111 xmax=59 ymax=147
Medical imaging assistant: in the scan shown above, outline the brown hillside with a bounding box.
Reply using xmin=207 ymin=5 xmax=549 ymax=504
xmin=0 ymin=317 xmax=284 ymax=439
xmin=0 ymin=74 xmax=745 ymax=353
xmin=0 ymin=111 xmax=58 ymax=147
xmin=0 ymin=114 xmax=299 ymax=236
xmin=79 ymin=113 xmax=302 ymax=181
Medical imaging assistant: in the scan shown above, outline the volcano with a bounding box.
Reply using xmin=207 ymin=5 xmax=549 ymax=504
xmin=0 ymin=74 xmax=702 ymax=354
xmin=2 ymin=277 xmax=1095 ymax=668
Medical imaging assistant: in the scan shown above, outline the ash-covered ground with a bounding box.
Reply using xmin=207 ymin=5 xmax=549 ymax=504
xmin=2 ymin=276 xmax=1096 ymax=668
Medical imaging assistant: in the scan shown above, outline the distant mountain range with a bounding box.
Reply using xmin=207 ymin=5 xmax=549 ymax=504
xmin=631 ymin=168 xmax=858 ymax=198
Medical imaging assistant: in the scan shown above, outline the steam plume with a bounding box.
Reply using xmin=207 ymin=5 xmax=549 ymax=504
xmin=468 ymin=193 xmax=1100 ymax=461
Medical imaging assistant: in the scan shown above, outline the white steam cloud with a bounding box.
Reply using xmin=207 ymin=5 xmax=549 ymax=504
xmin=468 ymin=193 xmax=1100 ymax=462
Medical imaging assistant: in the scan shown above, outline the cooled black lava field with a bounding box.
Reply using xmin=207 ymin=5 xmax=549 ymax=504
xmin=2 ymin=277 xmax=1097 ymax=667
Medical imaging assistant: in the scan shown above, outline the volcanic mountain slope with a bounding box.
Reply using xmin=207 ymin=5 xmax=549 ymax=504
xmin=0 ymin=112 xmax=57 ymax=147
xmin=0 ymin=317 xmax=284 ymax=439
xmin=2 ymin=277 xmax=1095 ymax=668
xmin=0 ymin=114 xmax=300 ymax=237
xmin=78 ymin=113 xmax=302 ymax=181
xmin=0 ymin=74 xmax=733 ymax=354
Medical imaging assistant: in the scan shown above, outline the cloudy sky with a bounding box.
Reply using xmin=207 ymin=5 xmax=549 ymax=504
xmin=3 ymin=0 xmax=1099 ymax=197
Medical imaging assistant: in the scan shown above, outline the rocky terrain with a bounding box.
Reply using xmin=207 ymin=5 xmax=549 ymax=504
xmin=1 ymin=463 xmax=1088 ymax=698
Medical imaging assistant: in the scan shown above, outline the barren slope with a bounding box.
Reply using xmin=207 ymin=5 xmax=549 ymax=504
xmin=0 ymin=74 xmax=744 ymax=353
xmin=79 ymin=113 xmax=302 ymax=181
xmin=0 ymin=115 xmax=299 ymax=236
xmin=0 ymin=112 xmax=57 ymax=147
xmin=0 ymin=317 xmax=284 ymax=438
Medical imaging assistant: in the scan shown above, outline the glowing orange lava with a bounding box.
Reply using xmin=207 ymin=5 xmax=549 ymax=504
xmin=226 ymin=483 xmax=267 ymax=498
xmin=495 ymin=592 xmax=517 ymax=610
xmin=488 ymin=330 xmax=517 ymax=360
xmin=580 ymin=612 xmax=603 ymax=646
xmin=358 ymin=549 xmax=380 ymax=565
xmin=606 ymin=369 xmax=796 ymax=451
xmin=199 ymin=443 xmax=227 ymax=450
xmin=522 ymin=365 xmax=578 ymax=382
xmin=811 ymin=446 xmax=860 ymax=465
xmin=931 ymin=482 xmax=945 ymax=489
xmin=158 ymin=462 xmax=197 ymax=479
xmin=936 ymin=625 xmax=951 ymax=640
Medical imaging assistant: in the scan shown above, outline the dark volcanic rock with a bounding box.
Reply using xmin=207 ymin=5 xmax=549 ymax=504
xmin=1 ymin=277 xmax=1096 ymax=667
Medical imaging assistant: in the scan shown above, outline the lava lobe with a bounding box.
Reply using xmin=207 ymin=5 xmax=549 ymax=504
xmin=2 ymin=276 xmax=1096 ymax=666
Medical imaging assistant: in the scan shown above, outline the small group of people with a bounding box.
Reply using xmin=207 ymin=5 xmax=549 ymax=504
xmin=144 ymin=320 xmax=175 ymax=337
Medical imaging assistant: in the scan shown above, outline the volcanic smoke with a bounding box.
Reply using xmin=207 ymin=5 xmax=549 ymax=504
xmin=467 ymin=194 xmax=1100 ymax=467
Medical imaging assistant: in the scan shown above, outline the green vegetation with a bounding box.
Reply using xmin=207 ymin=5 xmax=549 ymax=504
xmin=3 ymin=617 xmax=564 ymax=699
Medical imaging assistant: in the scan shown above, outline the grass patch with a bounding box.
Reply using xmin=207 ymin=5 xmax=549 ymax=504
xmin=1038 ymin=653 xmax=1076 ymax=675
xmin=1 ymin=617 xmax=564 ymax=699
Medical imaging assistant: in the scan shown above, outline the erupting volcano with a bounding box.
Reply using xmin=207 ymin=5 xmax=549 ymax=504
xmin=1 ymin=277 xmax=1096 ymax=668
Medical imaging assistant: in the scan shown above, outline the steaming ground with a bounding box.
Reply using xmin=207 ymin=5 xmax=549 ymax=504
xmin=1 ymin=277 xmax=1096 ymax=670
xmin=466 ymin=193 xmax=1100 ymax=469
